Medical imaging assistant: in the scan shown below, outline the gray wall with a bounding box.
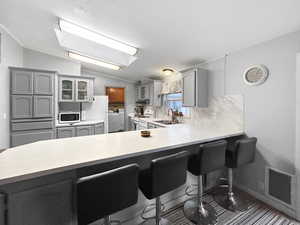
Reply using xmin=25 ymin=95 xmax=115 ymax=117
xmin=23 ymin=48 xmax=81 ymax=75
xmin=223 ymin=31 xmax=300 ymax=214
xmin=0 ymin=26 xmax=23 ymax=149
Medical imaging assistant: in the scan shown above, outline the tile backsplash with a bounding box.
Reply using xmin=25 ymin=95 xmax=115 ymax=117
xmin=153 ymin=94 xmax=244 ymax=131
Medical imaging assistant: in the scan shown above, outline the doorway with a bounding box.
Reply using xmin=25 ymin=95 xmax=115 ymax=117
xmin=105 ymin=87 xmax=126 ymax=133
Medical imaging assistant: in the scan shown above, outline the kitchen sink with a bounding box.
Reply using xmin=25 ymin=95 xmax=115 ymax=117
xmin=154 ymin=120 xmax=179 ymax=125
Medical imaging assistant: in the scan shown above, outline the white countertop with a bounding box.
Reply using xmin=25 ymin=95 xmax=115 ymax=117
xmin=0 ymin=124 xmax=243 ymax=185
xmin=55 ymin=120 xmax=104 ymax=127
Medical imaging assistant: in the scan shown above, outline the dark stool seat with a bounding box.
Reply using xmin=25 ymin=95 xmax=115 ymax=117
xmin=184 ymin=140 xmax=227 ymax=225
xmin=139 ymin=151 xmax=188 ymax=225
xmin=77 ymin=164 xmax=139 ymax=225
xmin=214 ymin=137 xmax=257 ymax=212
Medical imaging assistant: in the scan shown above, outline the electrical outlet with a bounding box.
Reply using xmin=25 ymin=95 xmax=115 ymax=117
xmin=3 ymin=113 xmax=7 ymax=120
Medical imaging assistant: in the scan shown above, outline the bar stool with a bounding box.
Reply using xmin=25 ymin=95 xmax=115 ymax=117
xmin=139 ymin=151 xmax=188 ymax=225
xmin=184 ymin=140 xmax=227 ymax=225
xmin=77 ymin=164 xmax=139 ymax=225
xmin=213 ymin=137 xmax=257 ymax=212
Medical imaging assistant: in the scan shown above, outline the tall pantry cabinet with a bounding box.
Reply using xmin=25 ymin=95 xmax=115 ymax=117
xmin=10 ymin=67 xmax=56 ymax=147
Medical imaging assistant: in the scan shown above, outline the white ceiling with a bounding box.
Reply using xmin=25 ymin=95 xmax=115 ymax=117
xmin=1 ymin=0 xmax=300 ymax=81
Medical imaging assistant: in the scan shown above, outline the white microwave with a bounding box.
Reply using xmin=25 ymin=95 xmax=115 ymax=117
xmin=59 ymin=112 xmax=80 ymax=124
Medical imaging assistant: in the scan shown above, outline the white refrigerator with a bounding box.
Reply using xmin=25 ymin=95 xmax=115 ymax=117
xmin=82 ymin=96 xmax=109 ymax=133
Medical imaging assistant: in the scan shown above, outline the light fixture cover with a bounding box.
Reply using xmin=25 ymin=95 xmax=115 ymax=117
xmin=68 ymin=52 xmax=120 ymax=71
xmin=55 ymin=29 xmax=137 ymax=67
xmin=59 ymin=19 xmax=137 ymax=56
xmin=162 ymin=68 xmax=175 ymax=76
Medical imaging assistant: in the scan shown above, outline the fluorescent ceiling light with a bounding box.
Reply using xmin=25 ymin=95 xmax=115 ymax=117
xmin=68 ymin=52 xmax=120 ymax=71
xmin=59 ymin=19 xmax=138 ymax=56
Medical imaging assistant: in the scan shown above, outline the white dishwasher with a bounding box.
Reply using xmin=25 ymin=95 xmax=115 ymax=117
xmin=108 ymin=111 xmax=125 ymax=132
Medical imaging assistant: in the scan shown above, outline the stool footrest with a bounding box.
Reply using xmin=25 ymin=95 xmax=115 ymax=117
xmin=141 ymin=201 xmax=165 ymax=220
xmin=185 ymin=184 xmax=198 ymax=197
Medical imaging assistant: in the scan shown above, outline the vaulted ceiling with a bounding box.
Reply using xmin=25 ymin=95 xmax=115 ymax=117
xmin=1 ymin=0 xmax=300 ymax=80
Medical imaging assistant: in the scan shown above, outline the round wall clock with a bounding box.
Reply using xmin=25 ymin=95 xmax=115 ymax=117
xmin=243 ymin=64 xmax=269 ymax=86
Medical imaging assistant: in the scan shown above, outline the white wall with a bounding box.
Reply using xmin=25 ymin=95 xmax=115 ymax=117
xmin=295 ymin=53 xmax=300 ymax=220
xmin=81 ymin=69 xmax=136 ymax=130
xmin=23 ymin=48 xmax=81 ymax=75
xmin=224 ymin=31 xmax=300 ymax=216
xmin=0 ymin=26 xmax=23 ymax=149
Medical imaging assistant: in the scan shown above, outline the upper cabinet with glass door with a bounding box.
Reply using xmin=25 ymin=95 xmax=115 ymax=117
xmin=59 ymin=78 xmax=75 ymax=102
xmin=76 ymin=79 xmax=94 ymax=102
xmin=59 ymin=75 xmax=94 ymax=102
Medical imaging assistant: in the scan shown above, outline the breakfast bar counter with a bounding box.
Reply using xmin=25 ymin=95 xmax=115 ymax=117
xmin=0 ymin=124 xmax=244 ymax=225
xmin=0 ymin=124 xmax=243 ymax=186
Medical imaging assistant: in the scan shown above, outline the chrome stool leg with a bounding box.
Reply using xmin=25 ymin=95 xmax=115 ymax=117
xmin=213 ymin=168 xmax=249 ymax=212
xmin=184 ymin=175 xmax=217 ymax=225
xmin=141 ymin=197 xmax=171 ymax=225
xmin=103 ymin=216 xmax=121 ymax=225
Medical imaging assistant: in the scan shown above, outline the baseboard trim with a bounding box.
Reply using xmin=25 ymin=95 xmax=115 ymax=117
xmin=235 ymin=183 xmax=296 ymax=219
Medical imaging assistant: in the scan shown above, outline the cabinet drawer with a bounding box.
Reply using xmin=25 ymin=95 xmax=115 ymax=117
xmin=12 ymin=121 xmax=53 ymax=131
xmin=11 ymin=130 xmax=55 ymax=147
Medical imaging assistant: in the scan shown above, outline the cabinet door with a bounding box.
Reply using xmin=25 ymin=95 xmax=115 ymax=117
xmin=33 ymin=96 xmax=53 ymax=118
xmin=153 ymin=81 xmax=162 ymax=107
xmin=34 ymin=72 xmax=54 ymax=95
xmin=11 ymin=70 xmax=34 ymax=95
xmin=182 ymin=70 xmax=196 ymax=107
xmin=76 ymin=79 xmax=89 ymax=102
xmin=94 ymin=123 xmax=104 ymax=134
xmin=57 ymin=127 xmax=76 ymax=139
xmin=76 ymin=126 xmax=94 ymax=137
xmin=11 ymin=129 xmax=55 ymax=147
xmin=59 ymin=78 xmax=75 ymax=102
xmin=11 ymin=95 xmax=33 ymax=119
xmin=8 ymin=180 xmax=74 ymax=225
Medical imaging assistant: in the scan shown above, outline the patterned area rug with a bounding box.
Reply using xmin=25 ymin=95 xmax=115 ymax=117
xmin=160 ymin=190 xmax=299 ymax=225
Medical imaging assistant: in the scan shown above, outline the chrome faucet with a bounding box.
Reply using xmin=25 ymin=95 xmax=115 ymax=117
xmin=168 ymin=108 xmax=176 ymax=123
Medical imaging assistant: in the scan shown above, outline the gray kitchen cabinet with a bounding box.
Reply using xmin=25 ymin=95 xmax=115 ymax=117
xmin=11 ymin=95 xmax=33 ymax=119
xmin=137 ymin=84 xmax=150 ymax=100
xmin=182 ymin=69 xmax=196 ymax=107
xmin=94 ymin=123 xmax=104 ymax=134
xmin=7 ymin=180 xmax=74 ymax=225
xmin=34 ymin=72 xmax=54 ymax=95
xmin=182 ymin=68 xmax=208 ymax=107
xmin=57 ymin=127 xmax=76 ymax=139
xmin=11 ymin=129 xmax=55 ymax=147
xmin=11 ymin=70 xmax=34 ymax=95
xmin=33 ymin=96 xmax=53 ymax=118
xmin=10 ymin=68 xmax=56 ymax=147
xmin=76 ymin=125 xmax=94 ymax=137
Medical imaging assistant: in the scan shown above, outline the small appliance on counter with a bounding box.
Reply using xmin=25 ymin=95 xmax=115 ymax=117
xmin=135 ymin=105 xmax=145 ymax=117
xmin=58 ymin=112 xmax=80 ymax=124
